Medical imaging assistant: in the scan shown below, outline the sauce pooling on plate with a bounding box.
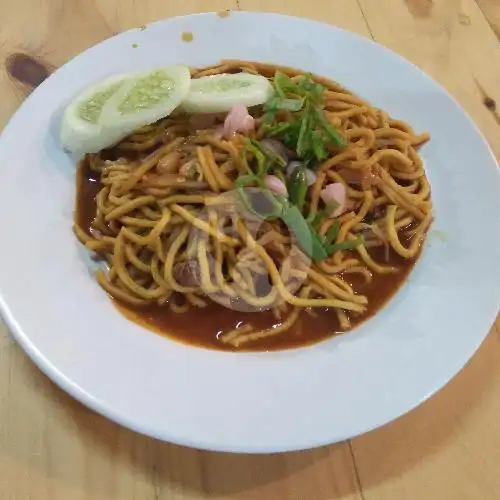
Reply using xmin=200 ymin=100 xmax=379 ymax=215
xmin=72 ymin=60 xmax=431 ymax=351
xmin=75 ymin=164 xmax=423 ymax=352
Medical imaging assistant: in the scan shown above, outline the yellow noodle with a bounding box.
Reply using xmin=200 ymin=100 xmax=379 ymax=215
xmin=202 ymin=146 xmax=233 ymax=190
xmin=307 ymin=268 xmax=367 ymax=304
xmin=73 ymin=59 xmax=433 ymax=350
xmin=333 ymin=191 xmax=374 ymax=265
xmin=342 ymin=266 xmax=373 ymax=284
xmin=114 ymin=232 xmax=168 ymax=299
xmin=377 ymin=181 xmax=426 ymax=220
xmin=186 ymin=293 xmax=207 ymax=308
xmin=225 ymin=308 xmax=301 ymax=348
xmin=374 ymin=127 xmax=429 ymax=146
xmin=169 ymin=300 xmax=189 ymax=314
xmin=336 ymin=309 xmax=350 ymax=330
xmin=236 ymin=220 xmax=366 ymax=312
xmin=379 ymin=169 xmax=431 ymax=209
xmin=197 ymin=146 xmax=220 ymax=192
xmin=163 ymin=226 xmax=197 ymax=293
xmin=151 ymin=255 xmax=169 ymax=289
xmin=73 ymin=224 xmax=93 ymax=245
xmin=118 ymin=136 xmax=163 ymax=151
xmin=197 ymin=239 xmax=219 ymax=294
xmin=171 ymin=204 xmax=239 ymax=246
xmin=386 ymin=205 xmax=432 ymax=258
xmin=219 ymin=323 xmax=253 ymax=344
xmin=115 ymin=138 xmax=184 ymax=195
xmin=105 ymin=196 xmax=156 ymax=221
xmin=317 ymin=258 xmax=360 ymax=275
xmin=125 ymin=244 xmax=151 ymax=273
xmin=355 ymin=239 xmax=397 ymax=274
xmin=96 ymin=270 xmax=148 ymax=306
xmin=159 ymin=195 xmax=207 ymax=206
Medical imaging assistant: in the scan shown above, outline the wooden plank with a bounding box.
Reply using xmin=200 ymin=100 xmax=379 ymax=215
xmin=93 ymin=0 xmax=234 ymax=32
xmin=0 ymin=338 xmax=365 ymax=500
xmin=237 ymin=0 xmax=371 ymax=36
xmin=0 ymin=2 xmax=236 ymax=499
xmin=0 ymin=2 xmax=363 ymax=499
xmin=357 ymin=0 xmax=500 ymax=161
xmin=1 ymin=1 xmax=499 ymax=499
xmin=0 ymin=0 xmax=235 ymax=125
xmin=352 ymin=332 xmax=500 ymax=500
xmin=476 ymin=0 xmax=500 ymax=40
xmin=229 ymin=3 xmax=372 ymax=500
xmin=351 ymin=1 xmax=500 ymax=499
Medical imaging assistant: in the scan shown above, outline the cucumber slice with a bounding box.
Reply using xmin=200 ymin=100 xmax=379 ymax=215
xmin=60 ymin=73 xmax=131 ymax=154
xmin=99 ymin=65 xmax=191 ymax=135
xmin=182 ymin=73 xmax=273 ymax=113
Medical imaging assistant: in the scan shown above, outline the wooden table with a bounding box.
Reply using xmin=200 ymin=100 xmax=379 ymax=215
xmin=1 ymin=1 xmax=499 ymax=498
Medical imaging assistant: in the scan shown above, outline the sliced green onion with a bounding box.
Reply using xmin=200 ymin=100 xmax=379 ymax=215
xmin=287 ymin=165 xmax=307 ymax=211
xmin=325 ymin=236 xmax=364 ymax=255
xmin=325 ymin=220 xmax=341 ymax=245
xmin=274 ymin=71 xmax=295 ymax=98
xmin=280 ymin=204 xmax=328 ymax=262
xmin=251 ymin=139 xmax=286 ymax=168
xmin=276 ymin=98 xmax=305 ymax=111
xmin=235 ymin=176 xmax=283 ymax=220
xmin=296 ymin=102 xmax=310 ymax=158
xmin=313 ymin=107 xmax=347 ymax=147
xmin=311 ymin=130 xmax=328 ymax=161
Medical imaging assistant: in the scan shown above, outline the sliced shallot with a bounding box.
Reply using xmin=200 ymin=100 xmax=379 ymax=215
xmin=223 ymin=104 xmax=255 ymax=138
xmin=261 ymin=138 xmax=293 ymax=163
xmin=320 ymin=182 xmax=347 ymax=217
xmin=264 ymin=175 xmax=288 ymax=196
xmin=286 ymin=161 xmax=317 ymax=186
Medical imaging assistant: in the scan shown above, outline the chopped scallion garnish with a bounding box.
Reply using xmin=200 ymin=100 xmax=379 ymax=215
xmin=261 ymin=71 xmax=347 ymax=165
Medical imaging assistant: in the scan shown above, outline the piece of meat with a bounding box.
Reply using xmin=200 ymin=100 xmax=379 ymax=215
xmin=337 ymin=167 xmax=379 ymax=189
xmin=172 ymin=260 xmax=202 ymax=287
xmin=189 ymin=113 xmax=219 ymax=129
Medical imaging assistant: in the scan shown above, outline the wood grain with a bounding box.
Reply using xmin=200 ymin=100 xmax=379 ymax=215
xmin=0 ymin=1 xmax=499 ymax=499
xmin=476 ymin=0 xmax=500 ymax=40
xmin=358 ymin=0 xmax=500 ymax=160
xmin=237 ymin=0 xmax=371 ymax=35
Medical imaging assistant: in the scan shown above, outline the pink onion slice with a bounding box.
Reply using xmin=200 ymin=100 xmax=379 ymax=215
xmin=222 ymin=104 xmax=255 ymax=138
xmin=264 ymin=175 xmax=288 ymax=196
xmin=320 ymin=182 xmax=347 ymax=217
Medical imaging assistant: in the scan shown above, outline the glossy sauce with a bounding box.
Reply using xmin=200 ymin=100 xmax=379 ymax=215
xmin=76 ymin=163 xmax=421 ymax=351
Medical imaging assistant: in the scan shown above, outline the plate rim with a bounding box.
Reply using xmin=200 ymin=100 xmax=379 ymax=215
xmin=0 ymin=10 xmax=499 ymax=453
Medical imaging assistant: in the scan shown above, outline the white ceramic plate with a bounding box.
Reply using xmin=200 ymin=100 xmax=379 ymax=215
xmin=0 ymin=12 xmax=499 ymax=453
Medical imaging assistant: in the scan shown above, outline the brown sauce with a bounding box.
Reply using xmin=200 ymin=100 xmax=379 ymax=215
xmin=75 ymin=164 xmax=421 ymax=352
